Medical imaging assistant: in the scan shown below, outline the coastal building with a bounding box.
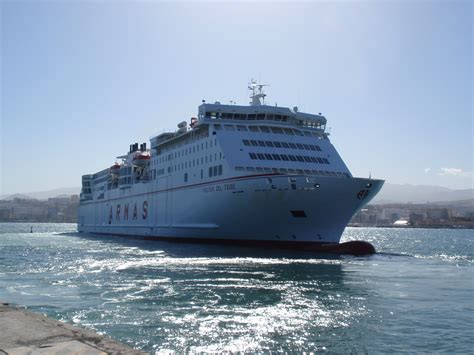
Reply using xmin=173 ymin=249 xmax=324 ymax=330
xmin=426 ymin=208 xmax=450 ymax=221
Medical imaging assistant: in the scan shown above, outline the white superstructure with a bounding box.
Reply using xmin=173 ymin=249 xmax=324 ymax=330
xmin=78 ymin=82 xmax=384 ymax=246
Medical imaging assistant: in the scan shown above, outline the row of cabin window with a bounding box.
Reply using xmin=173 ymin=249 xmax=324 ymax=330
xmin=213 ymin=124 xmax=325 ymax=138
xmin=155 ymin=153 xmax=224 ymax=177
xmin=207 ymin=113 xmax=326 ymax=130
xmin=248 ymin=152 xmax=330 ymax=164
xmin=242 ymin=139 xmax=322 ymax=152
xmin=206 ymin=111 xmax=291 ymax=122
xmin=184 ymin=165 xmax=223 ymax=182
xmin=206 ymin=112 xmax=327 ymax=130
xmin=234 ymin=166 xmax=349 ymax=178
xmin=153 ymin=138 xmax=218 ymax=164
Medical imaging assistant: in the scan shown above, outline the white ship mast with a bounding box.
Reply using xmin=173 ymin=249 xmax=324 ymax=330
xmin=248 ymin=79 xmax=268 ymax=106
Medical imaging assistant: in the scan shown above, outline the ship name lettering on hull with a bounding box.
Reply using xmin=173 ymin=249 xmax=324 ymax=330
xmin=108 ymin=201 xmax=148 ymax=223
xmin=203 ymin=183 xmax=235 ymax=193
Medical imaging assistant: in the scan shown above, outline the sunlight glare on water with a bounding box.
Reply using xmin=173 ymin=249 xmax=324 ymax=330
xmin=0 ymin=223 xmax=472 ymax=353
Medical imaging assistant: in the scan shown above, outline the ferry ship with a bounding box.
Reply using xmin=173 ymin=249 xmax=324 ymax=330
xmin=78 ymin=82 xmax=384 ymax=249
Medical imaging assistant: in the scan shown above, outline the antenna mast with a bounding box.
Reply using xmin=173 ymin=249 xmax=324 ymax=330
xmin=248 ymin=79 xmax=268 ymax=106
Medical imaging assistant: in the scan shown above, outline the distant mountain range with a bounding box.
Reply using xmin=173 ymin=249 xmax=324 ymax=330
xmin=372 ymin=183 xmax=473 ymax=204
xmin=0 ymin=187 xmax=80 ymax=201
xmin=1 ymin=183 xmax=473 ymax=205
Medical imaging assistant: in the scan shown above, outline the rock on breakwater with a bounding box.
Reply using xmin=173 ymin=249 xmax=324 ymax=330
xmin=0 ymin=302 xmax=145 ymax=354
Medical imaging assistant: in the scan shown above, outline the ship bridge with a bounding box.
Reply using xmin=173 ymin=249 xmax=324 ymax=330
xmin=197 ymin=103 xmax=327 ymax=131
xmin=197 ymin=80 xmax=326 ymax=130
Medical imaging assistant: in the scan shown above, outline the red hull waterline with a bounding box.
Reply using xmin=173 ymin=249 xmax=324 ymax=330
xmin=79 ymin=232 xmax=376 ymax=256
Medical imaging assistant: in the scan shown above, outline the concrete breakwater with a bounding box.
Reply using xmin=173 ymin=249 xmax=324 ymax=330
xmin=0 ymin=302 xmax=145 ymax=354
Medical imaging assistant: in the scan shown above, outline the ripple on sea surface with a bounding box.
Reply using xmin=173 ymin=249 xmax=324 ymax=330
xmin=0 ymin=223 xmax=472 ymax=353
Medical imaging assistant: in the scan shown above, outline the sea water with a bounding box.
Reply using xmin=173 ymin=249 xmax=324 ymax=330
xmin=0 ymin=223 xmax=472 ymax=353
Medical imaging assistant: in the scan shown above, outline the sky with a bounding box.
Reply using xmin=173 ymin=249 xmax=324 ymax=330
xmin=1 ymin=0 xmax=472 ymax=194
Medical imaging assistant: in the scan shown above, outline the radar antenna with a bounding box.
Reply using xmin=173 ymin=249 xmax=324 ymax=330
xmin=248 ymin=79 xmax=268 ymax=106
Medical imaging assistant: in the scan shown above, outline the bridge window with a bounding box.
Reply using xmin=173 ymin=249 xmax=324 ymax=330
xmin=205 ymin=112 xmax=217 ymax=119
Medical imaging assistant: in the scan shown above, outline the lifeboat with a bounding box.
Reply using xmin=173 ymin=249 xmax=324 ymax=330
xmin=110 ymin=163 xmax=121 ymax=174
xmin=133 ymin=153 xmax=151 ymax=167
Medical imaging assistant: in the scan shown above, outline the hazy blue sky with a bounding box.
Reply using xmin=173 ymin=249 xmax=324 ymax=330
xmin=1 ymin=0 xmax=472 ymax=194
